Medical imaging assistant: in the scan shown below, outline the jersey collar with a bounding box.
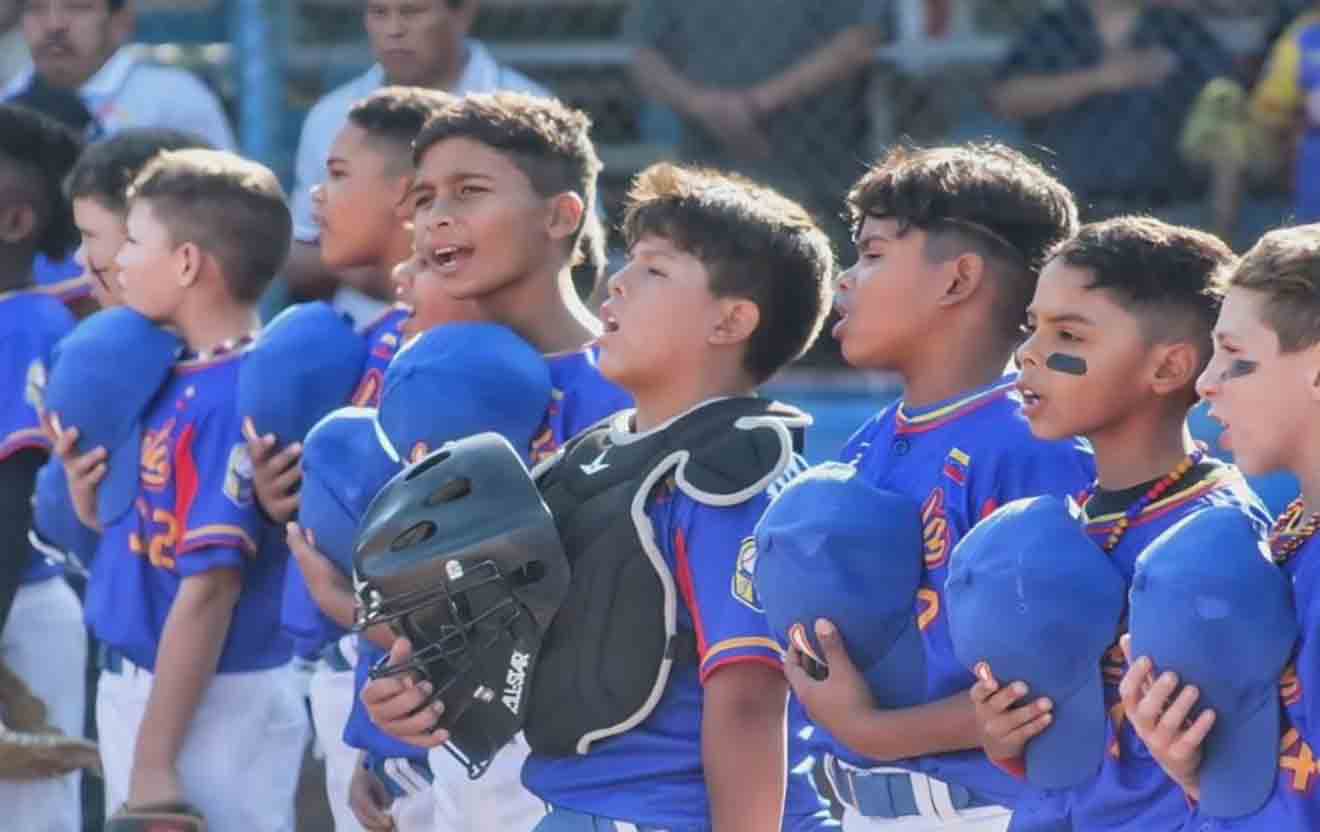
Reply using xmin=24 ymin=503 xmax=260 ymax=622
xmin=894 ymin=375 xmax=1015 ymax=435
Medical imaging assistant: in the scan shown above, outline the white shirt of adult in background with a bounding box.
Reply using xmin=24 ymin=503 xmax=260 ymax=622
xmin=0 ymin=25 xmax=30 ymax=88
xmin=2 ymin=44 xmax=236 ymax=150
xmin=290 ymin=39 xmax=546 ymax=324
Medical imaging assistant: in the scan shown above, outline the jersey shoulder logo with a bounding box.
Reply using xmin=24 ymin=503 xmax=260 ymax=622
xmin=223 ymin=443 xmax=254 ymax=506
xmin=24 ymin=359 xmax=47 ymax=411
xmin=580 ymin=448 xmax=610 ymax=476
xmin=731 ymin=535 xmax=762 ymax=611
xmin=140 ymin=417 xmax=176 ymax=491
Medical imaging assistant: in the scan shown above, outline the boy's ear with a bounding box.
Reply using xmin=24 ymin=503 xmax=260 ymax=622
xmin=710 ymin=297 xmax=760 ymax=347
xmin=545 ymin=192 xmax=585 ymax=243
xmin=936 ymin=252 xmax=987 ymax=308
xmin=1305 ymin=343 xmax=1320 ymax=403
xmin=176 ymin=241 xmax=204 ymax=287
xmin=1149 ymin=341 xmax=1200 ymax=397
xmin=0 ymin=203 xmax=36 ymax=246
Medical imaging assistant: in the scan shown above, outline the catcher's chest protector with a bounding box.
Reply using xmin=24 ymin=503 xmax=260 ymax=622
xmin=527 ymin=397 xmax=806 ymax=756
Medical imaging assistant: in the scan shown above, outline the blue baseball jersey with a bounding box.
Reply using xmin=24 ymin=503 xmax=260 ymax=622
xmin=84 ymin=349 xmax=291 ymax=672
xmin=1181 ymin=531 xmax=1320 ymax=830
xmin=522 ymin=473 xmax=800 ymax=830
xmin=0 ymin=289 xmax=75 ymax=584
xmin=833 ymin=375 xmax=1095 ymax=811
xmin=280 ymin=305 xmax=408 ymax=653
xmin=33 ymin=254 xmax=91 ymax=306
xmin=1069 ymin=463 xmax=1269 ymax=831
xmin=349 ymin=305 xmax=409 ymax=410
xmin=346 ymin=348 xmax=632 ymax=762
xmin=530 ymin=348 xmax=634 ymax=464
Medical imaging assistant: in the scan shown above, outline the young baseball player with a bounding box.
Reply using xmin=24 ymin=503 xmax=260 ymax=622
xmin=974 ymin=216 xmax=1270 ymax=829
xmin=64 ymin=127 xmax=213 ymax=311
xmin=51 ymin=149 xmax=309 ymax=831
xmin=364 ymin=158 xmax=837 ymax=831
xmin=783 ymin=143 xmax=1094 ymax=831
xmin=290 ymin=94 xmax=631 ymax=830
xmin=0 ymin=103 xmax=89 ymax=832
xmin=1120 ymin=224 xmax=1320 ymax=829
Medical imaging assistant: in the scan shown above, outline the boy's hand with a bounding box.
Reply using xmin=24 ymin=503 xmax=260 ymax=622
xmin=348 ymin=758 xmax=396 ymax=832
xmin=359 ymin=638 xmax=450 ymax=749
xmin=244 ymin=418 xmax=302 ymax=524
xmin=1118 ymin=634 xmax=1213 ymax=798
xmin=783 ymin=618 xmax=875 ymax=750
xmin=285 ymin=523 xmax=346 ymax=604
xmin=968 ymin=662 xmax=1053 ymax=762
xmin=126 ymin=762 xmax=184 ymax=810
xmin=48 ymin=414 xmax=105 ymax=532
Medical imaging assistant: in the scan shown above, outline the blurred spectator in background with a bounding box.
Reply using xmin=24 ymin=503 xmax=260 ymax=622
xmin=284 ymin=0 xmax=546 ymax=323
xmin=625 ymin=0 xmax=888 ymax=245
xmin=989 ymin=0 xmax=1233 ymax=222
xmin=2 ymin=0 xmax=233 ymax=148
xmin=0 ymin=1 xmax=27 ymax=87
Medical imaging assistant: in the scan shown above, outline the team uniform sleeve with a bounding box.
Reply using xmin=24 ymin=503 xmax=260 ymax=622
xmin=169 ymin=405 xmax=262 ymax=577
xmin=670 ymin=494 xmax=783 ymax=684
xmin=0 ymin=337 xmax=52 ymax=463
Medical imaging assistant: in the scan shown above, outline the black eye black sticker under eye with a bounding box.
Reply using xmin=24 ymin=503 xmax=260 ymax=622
xmin=1221 ymin=359 xmax=1259 ymax=381
xmin=1046 ymin=353 xmax=1088 ymax=376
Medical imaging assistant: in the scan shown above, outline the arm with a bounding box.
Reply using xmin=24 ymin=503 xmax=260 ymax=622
xmin=129 ymin=566 xmax=242 ymax=805
xmin=988 ymin=67 xmax=1112 ymax=120
xmin=786 ymin=618 xmax=981 ymax=761
xmin=748 ymin=23 xmax=885 ymax=116
xmin=286 ymin=522 xmax=393 ymax=650
xmin=0 ymin=449 xmax=43 ymax=634
xmin=704 ymin=661 xmax=788 ymax=832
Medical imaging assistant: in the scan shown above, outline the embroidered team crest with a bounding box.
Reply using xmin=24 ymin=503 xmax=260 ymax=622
xmin=24 ymin=359 xmax=47 ymax=411
xmin=731 ymin=536 xmax=762 ymax=611
xmin=921 ymin=488 xmax=952 ymax=569
xmin=223 ymin=443 xmax=254 ymax=506
xmin=942 ymin=448 xmax=970 ymax=486
xmin=140 ymin=418 xmax=176 ymax=491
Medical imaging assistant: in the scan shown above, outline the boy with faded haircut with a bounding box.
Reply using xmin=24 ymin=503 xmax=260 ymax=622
xmin=52 ymin=150 xmax=308 ymax=830
xmin=367 ymin=159 xmax=836 ymax=831
xmin=975 ymin=217 xmax=1268 ymax=830
xmin=64 ymin=127 xmax=212 ymax=313
xmin=784 ymin=143 xmax=1093 ymax=831
xmin=293 ymin=92 xmax=630 ymax=829
xmin=1121 ymin=224 xmax=1320 ymax=830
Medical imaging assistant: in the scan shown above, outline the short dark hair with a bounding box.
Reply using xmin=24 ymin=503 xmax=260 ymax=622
xmin=1230 ymin=225 xmax=1320 ymax=353
xmin=128 ymin=149 xmax=290 ymax=304
xmin=1048 ymin=216 xmax=1235 ymax=364
xmin=0 ymin=104 xmax=81 ymax=260
xmin=347 ymin=86 xmax=454 ymax=172
xmin=65 ymin=128 xmax=212 ymax=215
xmin=622 ymin=163 xmax=836 ymax=383
xmin=847 ymin=142 xmax=1079 ymax=338
xmin=413 ymin=92 xmax=602 ymax=250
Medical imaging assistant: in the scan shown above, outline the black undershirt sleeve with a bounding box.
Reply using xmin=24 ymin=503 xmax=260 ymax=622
xmin=0 ymin=448 xmax=45 ymax=636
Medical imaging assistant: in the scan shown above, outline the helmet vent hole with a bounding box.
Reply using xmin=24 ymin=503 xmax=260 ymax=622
xmin=515 ymin=561 xmax=546 ymax=585
xmin=391 ymin=520 xmax=436 ymax=551
xmin=406 ymin=450 xmax=451 ymax=480
xmin=426 ymin=477 xmax=472 ymax=505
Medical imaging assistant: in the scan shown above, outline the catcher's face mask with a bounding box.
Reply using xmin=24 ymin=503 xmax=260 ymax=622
xmin=353 ymin=432 xmax=569 ymax=777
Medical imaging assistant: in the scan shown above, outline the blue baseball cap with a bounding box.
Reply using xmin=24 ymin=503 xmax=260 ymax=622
xmin=752 ymin=462 xmax=927 ymax=709
xmin=1130 ymin=506 xmax=1297 ymax=818
xmin=29 ymin=458 xmax=98 ymax=576
xmin=298 ymin=406 xmax=403 ymax=574
xmin=377 ymin=322 xmax=552 ymax=463
xmin=239 ymin=301 xmax=367 ymax=445
xmin=946 ymin=495 xmax=1125 ymax=790
xmin=43 ymin=306 xmax=182 ymax=525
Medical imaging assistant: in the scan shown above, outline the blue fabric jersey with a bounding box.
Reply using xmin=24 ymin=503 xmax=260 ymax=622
xmin=85 ymin=349 xmax=291 ymax=672
xmin=1068 ymin=462 xmax=1269 ymax=831
xmin=0 ymin=288 xmax=75 ymax=584
xmin=280 ymin=305 xmax=408 ymax=654
xmin=1182 ymin=529 xmax=1320 ymax=831
xmin=832 ymin=375 xmax=1095 ymax=814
